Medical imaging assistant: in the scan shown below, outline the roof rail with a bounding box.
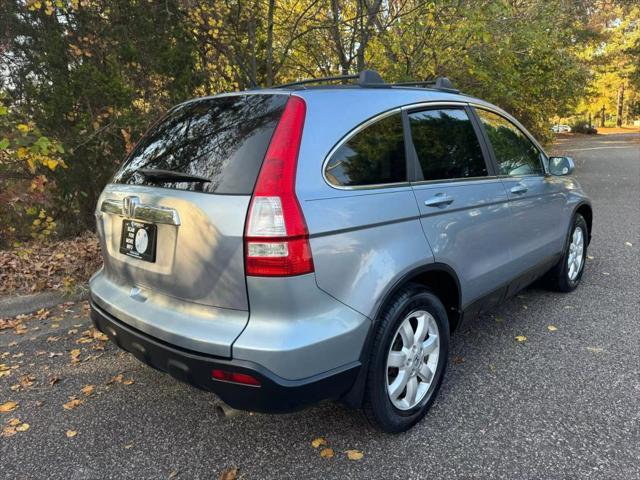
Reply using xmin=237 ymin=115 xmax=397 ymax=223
xmin=273 ymin=70 xmax=459 ymax=93
xmin=391 ymin=77 xmax=459 ymax=93
xmin=273 ymin=70 xmax=389 ymax=89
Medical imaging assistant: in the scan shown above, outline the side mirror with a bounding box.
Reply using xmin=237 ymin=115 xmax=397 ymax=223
xmin=548 ymin=156 xmax=575 ymax=176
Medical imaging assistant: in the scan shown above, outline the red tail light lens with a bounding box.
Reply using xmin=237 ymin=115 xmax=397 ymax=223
xmin=244 ymin=96 xmax=314 ymax=276
xmin=211 ymin=369 xmax=261 ymax=386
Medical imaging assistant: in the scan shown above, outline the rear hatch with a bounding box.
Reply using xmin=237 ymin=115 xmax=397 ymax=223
xmin=93 ymin=93 xmax=288 ymax=353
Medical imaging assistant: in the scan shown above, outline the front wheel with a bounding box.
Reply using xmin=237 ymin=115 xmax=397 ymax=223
xmin=363 ymin=284 xmax=449 ymax=433
xmin=544 ymin=213 xmax=588 ymax=292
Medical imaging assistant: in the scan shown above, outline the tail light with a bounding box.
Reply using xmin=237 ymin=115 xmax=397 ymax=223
xmin=244 ymin=96 xmax=314 ymax=276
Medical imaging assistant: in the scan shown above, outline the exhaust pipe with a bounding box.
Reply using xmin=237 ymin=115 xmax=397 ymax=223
xmin=215 ymin=402 xmax=243 ymax=419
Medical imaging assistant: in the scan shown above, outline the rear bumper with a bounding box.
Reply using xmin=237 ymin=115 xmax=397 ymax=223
xmin=90 ymin=301 xmax=360 ymax=413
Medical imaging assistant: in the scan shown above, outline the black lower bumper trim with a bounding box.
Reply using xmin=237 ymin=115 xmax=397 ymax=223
xmin=90 ymin=300 xmax=360 ymax=413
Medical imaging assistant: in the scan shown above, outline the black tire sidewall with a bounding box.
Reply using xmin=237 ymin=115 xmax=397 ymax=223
xmin=364 ymin=285 xmax=450 ymax=433
xmin=561 ymin=214 xmax=588 ymax=290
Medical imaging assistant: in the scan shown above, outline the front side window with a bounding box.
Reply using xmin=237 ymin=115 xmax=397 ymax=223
xmin=325 ymin=113 xmax=406 ymax=187
xmin=475 ymin=109 xmax=544 ymax=176
xmin=408 ymin=108 xmax=487 ymax=181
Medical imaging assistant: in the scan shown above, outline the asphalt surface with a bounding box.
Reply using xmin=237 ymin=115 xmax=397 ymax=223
xmin=1 ymin=133 xmax=639 ymax=480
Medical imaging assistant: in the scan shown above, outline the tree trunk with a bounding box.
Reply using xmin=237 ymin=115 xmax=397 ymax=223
xmin=616 ymin=83 xmax=624 ymax=127
xmin=600 ymin=105 xmax=605 ymax=128
xmin=265 ymin=0 xmax=275 ymax=86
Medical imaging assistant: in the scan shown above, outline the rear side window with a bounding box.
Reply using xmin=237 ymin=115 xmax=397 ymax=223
xmin=408 ymin=108 xmax=487 ymax=181
xmin=113 ymin=94 xmax=288 ymax=194
xmin=475 ymin=109 xmax=544 ymax=176
xmin=324 ymin=113 xmax=406 ymax=187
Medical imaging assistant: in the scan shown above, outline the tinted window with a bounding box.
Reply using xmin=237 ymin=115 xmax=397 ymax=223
xmin=409 ymin=109 xmax=487 ymax=181
xmin=113 ymin=94 xmax=287 ymax=194
xmin=325 ymin=113 xmax=406 ymax=187
xmin=476 ymin=109 xmax=544 ymax=176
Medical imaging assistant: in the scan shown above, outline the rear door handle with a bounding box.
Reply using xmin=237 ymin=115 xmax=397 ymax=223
xmin=510 ymin=184 xmax=528 ymax=195
xmin=424 ymin=193 xmax=455 ymax=207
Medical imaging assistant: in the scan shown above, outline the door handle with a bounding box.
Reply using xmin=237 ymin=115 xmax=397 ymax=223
xmin=424 ymin=193 xmax=455 ymax=207
xmin=510 ymin=184 xmax=528 ymax=195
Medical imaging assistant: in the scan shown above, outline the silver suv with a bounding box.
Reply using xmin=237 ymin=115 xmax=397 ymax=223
xmin=90 ymin=71 xmax=592 ymax=432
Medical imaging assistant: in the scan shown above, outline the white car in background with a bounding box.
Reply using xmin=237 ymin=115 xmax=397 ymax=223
xmin=552 ymin=124 xmax=572 ymax=133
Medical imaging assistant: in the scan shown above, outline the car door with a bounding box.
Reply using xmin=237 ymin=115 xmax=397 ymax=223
xmin=473 ymin=108 xmax=566 ymax=280
xmin=406 ymin=104 xmax=515 ymax=311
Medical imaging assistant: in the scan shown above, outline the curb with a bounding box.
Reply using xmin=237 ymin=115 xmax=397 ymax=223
xmin=0 ymin=288 xmax=89 ymax=318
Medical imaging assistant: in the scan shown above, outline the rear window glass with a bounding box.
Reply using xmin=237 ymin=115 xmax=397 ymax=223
xmin=113 ymin=94 xmax=288 ymax=194
xmin=324 ymin=113 xmax=406 ymax=187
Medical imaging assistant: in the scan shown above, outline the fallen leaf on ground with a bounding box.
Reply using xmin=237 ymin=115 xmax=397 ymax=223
xmin=0 ymin=401 xmax=18 ymax=413
xmin=547 ymin=325 xmax=558 ymax=332
xmin=453 ymin=356 xmax=465 ymax=365
xmin=345 ymin=449 xmax=364 ymax=460
xmin=168 ymin=470 xmax=179 ymax=479
xmin=49 ymin=376 xmax=60 ymax=386
xmin=515 ymin=335 xmax=527 ymax=343
xmin=92 ymin=329 xmax=108 ymax=341
xmin=625 ymin=241 xmax=633 ymax=246
xmin=494 ymin=316 xmax=505 ymax=323
xmin=586 ymin=346 xmax=604 ymax=353
xmin=1 ymin=416 xmax=28 ymax=437
xmin=107 ymin=374 xmax=124 ymax=385
xmin=2 ymin=426 xmax=17 ymax=437
xmin=218 ymin=466 xmax=238 ymax=480
xmin=311 ymin=437 xmax=327 ymax=448
xmin=319 ymin=448 xmax=334 ymax=458
xmin=122 ymin=379 xmax=134 ymax=385
xmin=70 ymin=349 xmax=81 ymax=364
xmin=587 ymin=255 xmax=594 ymax=260
xmin=81 ymin=385 xmax=95 ymax=396
xmin=66 ymin=430 xmax=77 ymax=438
xmin=63 ymin=398 xmax=82 ymax=410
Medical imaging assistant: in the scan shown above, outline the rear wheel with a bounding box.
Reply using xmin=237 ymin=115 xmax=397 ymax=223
xmin=545 ymin=214 xmax=588 ymax=292
xmin=363 ymin=284 xmax=449 ymax=433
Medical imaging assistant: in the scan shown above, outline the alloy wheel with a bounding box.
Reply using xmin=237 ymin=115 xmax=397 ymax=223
xmin=386 ymin=310 xmax=440 ymax=410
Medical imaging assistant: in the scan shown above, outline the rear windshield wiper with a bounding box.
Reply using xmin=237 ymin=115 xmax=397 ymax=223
xmin=138 ymin=168 xmax=211 ymax=183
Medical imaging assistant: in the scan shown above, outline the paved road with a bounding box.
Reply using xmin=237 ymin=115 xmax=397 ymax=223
xmin=1 ymin=134 xmax=639 ymax=480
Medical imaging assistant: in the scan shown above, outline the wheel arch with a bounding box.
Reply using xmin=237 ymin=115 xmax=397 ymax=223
xmin=341 ymin=262 xmax=462 ymax=409
xmin=574 ymin=202 xmax=593 ymax=245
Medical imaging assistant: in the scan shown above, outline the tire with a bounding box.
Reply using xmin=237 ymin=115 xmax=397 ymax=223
xmin=544 ymin=214 xmax=588 ymax=292
xmin=363 ymin=284 xmax=449 ymax=433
